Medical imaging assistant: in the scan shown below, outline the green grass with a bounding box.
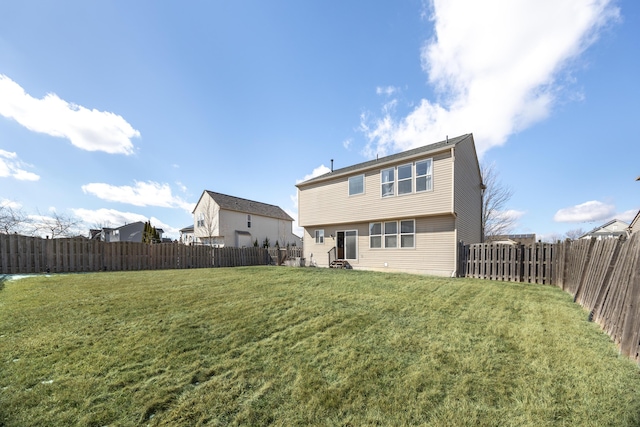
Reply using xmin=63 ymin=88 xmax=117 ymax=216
xmin=1 ymin=267 xmax=639 ymax=426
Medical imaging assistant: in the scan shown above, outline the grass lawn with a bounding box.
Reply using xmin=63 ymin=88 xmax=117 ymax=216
xmin=1 ymin=267 xmax=640 ymax=426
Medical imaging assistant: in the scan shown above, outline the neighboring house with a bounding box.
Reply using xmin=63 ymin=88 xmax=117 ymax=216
xmin=296 ymin=133 xmax=483 ymax=276
xmin=99 ymin=221 xmax=164 ymax=243
xmin=485 ymin=234 xmax=537 ymax=245
xmin=179 ymin=224 xmax=195 ymax=245
xmin=193 ymin=190 xmax=301 ymax=248
xmin=580 ymin=219 xmax=629 ymax=240
xmin=627 ymin=211 xmax=640 ymax=235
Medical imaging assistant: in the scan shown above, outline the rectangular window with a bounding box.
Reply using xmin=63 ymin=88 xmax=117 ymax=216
xmin=397 ymin=164 xmax=412 ymax=195
xmin=384 ymin=221 xmax=397 ymax=248
xmin=348 ymin=175 xmax=364 ymax=196
xmin=369 ymin=222 xmax=382 ymax=248
xmin=381 ymin=168 xmax=395 ymax=197
xmin=345 ymin=231 xmax=357 ymax=259
xmin=416 ymin=159 xmax=433 ymax=192
xmin=197 ymin=212 xmax=205 ymax=227
xmin=315 ymin=229 xmax=324 ymax=244
xmin=400 ymin=220 xmax=415 ymax=248
xmin=247 ymin=214 xmax=251 ymax=228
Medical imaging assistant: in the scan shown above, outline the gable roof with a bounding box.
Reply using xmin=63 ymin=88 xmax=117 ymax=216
xmin=198 ymin=191 xmax=293 ymax=221
xmin=580 ymin=218 xmax=630 ymax=238
xmin=296 ymin=133 xmax=474 ymax=187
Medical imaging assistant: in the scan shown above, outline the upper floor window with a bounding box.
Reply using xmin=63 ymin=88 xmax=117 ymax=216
xmin=247 ymin=215 xmax=251 ymax=228
xmin=197 ymin=212 xmax=205 ymax=227
xmin=416 ymin=159 xmax=433 ymax=192
xmin=398 ymin=164 xmax=412 ymax=195
xmin=315 ymin=229 xmax=324 ymax=244
xmin=381 ymin=168 xmax=395 ymax=197
xmin=348 ymin=175 xmax=364 ymax=196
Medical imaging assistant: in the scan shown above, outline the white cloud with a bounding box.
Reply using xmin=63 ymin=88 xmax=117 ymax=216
xmin=361 ymin=0 xmax=619 ymax=157
xmin=376 ymin=86 xmax=399 ymax=96
xmin=0 ymin=198 xmax=22 ymax=209
xmin=554 ymin=200 xmax=616 ymax=223
xmin=618 ymin=209 xmax=638 ymax=223
xmin=81 ymin=181 xmax=195 ymax=213
xmin=0 ymin=149 xmax=40 ymax=181
xmin=296 ymin=165 xmax=332 ymax=184
xmin=0 ymin=75 xmax=140 ymax=155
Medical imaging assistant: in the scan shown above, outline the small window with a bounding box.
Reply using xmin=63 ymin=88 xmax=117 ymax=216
xmin=400 ymin=220 xmax=415 ymax=248
xmin=247 ymin=215 xmax=252 ymax=228
xmin=398 ymin=164 xmax=412 ymax=195
xmin=197 ymin=212 xmax=205 ymax=227
xmin=348 ymin=175 xmax=364 ymax=196
xmin=315 ymin=229 xmax=324 ymax=244
xmin=384 ymin=221 xmax=397 ymax=248
xmin=416 ymin=159 xmax=433 ymax=192
xmin=369 ymin=222 xmax=382 ymax=248
xmin=381 ymin=168 xmax=395 ymax=197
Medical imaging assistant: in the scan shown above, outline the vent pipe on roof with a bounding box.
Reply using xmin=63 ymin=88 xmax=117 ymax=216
xmin=331 ymin=159 xmax=334 ymax=172
xmin=446 ymin=135 xmax=449 ymax=144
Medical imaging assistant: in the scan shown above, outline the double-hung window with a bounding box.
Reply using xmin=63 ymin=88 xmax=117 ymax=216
xmin=315 ymin=230 xmax=324 ymax=244
xmin=369 ymin=222 xmax=382 ymax=248
xmin=400 ymin=220 xmax=415 ymax=248
xmin=197 ymin=212 xmax=205 ymax=227
xmin=247 ymin=215 xmax=251 ymax=228
xmin=384 ymin=221 xmax=398 ymax=248
xmin=397 ymin=164 xmax=412 ymax=195
xmin=381 ymin=168 xmax=395 ymax=197
xmin=348 ymin=175 xmax=364 ymax=196
xmin=416 ymin=159 xmax=433 ymax=192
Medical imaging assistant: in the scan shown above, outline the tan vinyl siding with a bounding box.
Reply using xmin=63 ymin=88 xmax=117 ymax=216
xmin=453 ymin=139 xmax=483 ymax=245
xmin=298 ymin=150 xmax=454 ymax=227
xmin=303 ymin=216 xmax=456 ymax=276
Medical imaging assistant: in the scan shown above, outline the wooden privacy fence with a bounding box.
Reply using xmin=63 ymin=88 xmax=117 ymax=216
xmin=0 ymin=235 xmax=215 ymax=273
xmin=458 ymin=241 xmax=557 ymax=285
xmin=0 ymin=235 xmax=304 ymax=273
xmin=555 ymin=233 xmax=640 ymax=363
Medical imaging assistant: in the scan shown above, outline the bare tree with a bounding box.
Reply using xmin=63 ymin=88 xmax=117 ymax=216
xmin=481 ymin=162 xmax=515 ymax=240
xmin=33 ymin=210 xmax=82 ymax=239
xmin=197 ymin=196 xmax=219 ymax=246
xmin=0 ymin=202 xmax=31 ymax=235
xmin=564 ymin=228 xmax=586 ymax=241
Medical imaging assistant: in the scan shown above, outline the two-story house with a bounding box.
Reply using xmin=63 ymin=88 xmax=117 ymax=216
xmin=193 ymin=190 xmax=301 ymax=248
xmin=100 ymin=221 xmax=163 ymax=243
xmin=296 ymin=133 xmax=483 ymax=276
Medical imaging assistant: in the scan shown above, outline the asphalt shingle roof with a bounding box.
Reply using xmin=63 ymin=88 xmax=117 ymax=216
xmin=297 ymin=133 xmax=472 ymax=186
xmin=204 ymin=191 xmax=293 ymax=221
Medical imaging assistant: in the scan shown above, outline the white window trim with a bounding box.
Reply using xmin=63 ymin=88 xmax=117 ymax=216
xmin=370 ymin=219 xmax=416 ymax=249
xmin=369 ymin=222 xmax=382 ymax=249
xmin=348 ymin=174 xmax=365 ymax=196
xmin=397 ymin=163 xmax=413 ymax=196
xmin=400 ymin=219 xmax=415 ymax=249
xmin=381 ymin=167 xmax=395 ymax=198
xmin=380 ymin=158 xmax=434 ymax=198
xmin=315 ymin=229 xmax=324 ymax=244
xmin=416 ymin=158 xmax=433 ymax=193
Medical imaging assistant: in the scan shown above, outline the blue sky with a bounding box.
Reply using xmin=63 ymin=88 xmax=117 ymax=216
xmin=1 ymin=0 xmax=638 ymax=241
